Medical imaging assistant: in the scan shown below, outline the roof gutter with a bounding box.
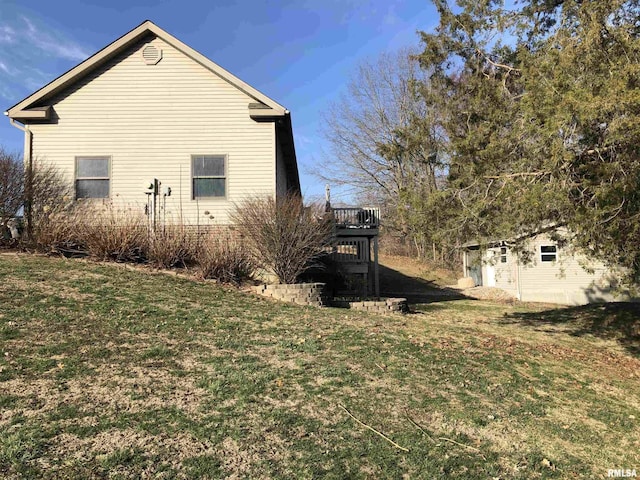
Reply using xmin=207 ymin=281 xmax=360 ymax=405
xmin=7 ymin=115 xmax=25 ymax=130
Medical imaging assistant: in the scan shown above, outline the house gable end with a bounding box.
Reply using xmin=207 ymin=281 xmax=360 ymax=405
xmin=6 ymin=20 xmax=285 ymax=118
xmin=5 ymin=20 xmax=301 ymax=214
xmin=36 ymin=34 xmax=259 ymax=118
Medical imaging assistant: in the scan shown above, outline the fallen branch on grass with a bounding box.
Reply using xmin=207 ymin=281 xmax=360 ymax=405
xmin=437 ymin=437 xmax=484 ymax=458
xmin=406 ymin=412 xmax=486 ymax=460
xmin=339 ymin=404 xmax=409 ymax=452
xmin=405 ymin=414 xmax=434 ymax=443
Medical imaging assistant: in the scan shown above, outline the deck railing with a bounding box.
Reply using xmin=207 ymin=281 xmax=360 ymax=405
xmin=329 ymin=238 xmax=370 ymax=263
xmin=331 ymin=207 xmax=380 ymax=229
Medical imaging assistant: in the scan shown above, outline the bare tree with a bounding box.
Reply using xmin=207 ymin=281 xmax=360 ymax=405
xmin=0 ymin=148 xmax=24 ymax=234
xmin=317 ymin=48 xmax=442 ymax=205
xmin=0 ymin=150 xmax=72 ymax=243
xmin=316 ymin=49 xmax=451 ymax=260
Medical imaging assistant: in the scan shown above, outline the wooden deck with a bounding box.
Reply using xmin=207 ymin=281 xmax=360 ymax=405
xmin=328 ymin=207 xmax=380 ymax=297
xmin=331 ymin=207 xmax=380 ymax=236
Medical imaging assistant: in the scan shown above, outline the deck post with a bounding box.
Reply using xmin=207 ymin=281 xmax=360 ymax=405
xmin=373 ymin=235 xmax=380 ymax=298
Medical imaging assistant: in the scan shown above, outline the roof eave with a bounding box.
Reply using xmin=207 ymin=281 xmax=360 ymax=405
xmin=6 ymin=106 xmax=51 ymax=121
xmin=249 ymin=103 xmax=287 ymax=119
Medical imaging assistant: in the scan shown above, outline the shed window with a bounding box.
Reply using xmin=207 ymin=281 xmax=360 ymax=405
xmin=540 ymin=245 xmax=557 ymax=262
xmin=500 ymin=247 xmax=507 ymax=263
xmin=192 ymin=155 xmax=226 ymax=198
xmin=76 ymin=156 xmax=110 ymax=199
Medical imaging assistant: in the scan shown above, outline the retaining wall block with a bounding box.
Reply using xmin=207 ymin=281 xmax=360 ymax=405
xmin=261 ymin=283 xmax=329 ymax=306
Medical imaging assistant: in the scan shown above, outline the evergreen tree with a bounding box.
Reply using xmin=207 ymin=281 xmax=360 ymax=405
xmin=417 ymin=0 xmax=640 ymax=281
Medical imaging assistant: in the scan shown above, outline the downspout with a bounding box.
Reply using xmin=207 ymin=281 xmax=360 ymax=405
xmin=7 ymin=116 xmax=33 ymax=240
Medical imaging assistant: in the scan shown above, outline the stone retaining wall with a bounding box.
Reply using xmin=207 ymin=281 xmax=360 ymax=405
xmin=254 ymin=283 xmax=408 ymax=313
xmin=331 ymin=298 xmax=409 ymax=313
xmin=254 ymin=283 xmax=329 ymax=307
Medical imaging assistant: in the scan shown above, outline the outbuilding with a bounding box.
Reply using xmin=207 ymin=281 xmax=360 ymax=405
xmin=461 ymin=230 xmax=629 ymax=305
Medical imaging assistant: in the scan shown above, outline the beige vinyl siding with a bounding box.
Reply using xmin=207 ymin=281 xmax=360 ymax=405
xmin=487 ymin=247 xmax=519 ymax=298
xmin=29 ymin=34 xmax=275 ymax=225
xmin=487 ymin=232 xmax=625 ymax=305
xmin=517 ymin=234 xmax=622 ymax=304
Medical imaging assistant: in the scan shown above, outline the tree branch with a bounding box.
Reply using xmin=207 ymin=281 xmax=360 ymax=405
xmin=339 ymin=404 xmax=409 ymax=452
xmin=483 ymin=171 xmax=550 ymax=180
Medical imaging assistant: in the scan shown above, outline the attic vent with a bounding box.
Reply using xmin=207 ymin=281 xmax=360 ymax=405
xmin=141 ymin=44 xmax=162 ymax=65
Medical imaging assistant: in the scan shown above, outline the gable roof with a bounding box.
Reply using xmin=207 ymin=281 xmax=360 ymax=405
xmin=5 ymin=20 xmax=287 ymax=119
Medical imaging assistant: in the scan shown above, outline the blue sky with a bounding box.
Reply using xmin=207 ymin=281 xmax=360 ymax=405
xmin=0 ymin=0 xmax=438 ymax=201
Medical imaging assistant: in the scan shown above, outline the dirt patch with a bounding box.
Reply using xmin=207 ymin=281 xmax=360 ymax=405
xmin=219 ymin=437 xmax=258 ymax=479
xmin=460 ymin=286 xmax=517 ymax=302
xmin=50 ymin=428 xmax=217 ymax=469
xmin=219 ymin=430 xmax=294 ymax=480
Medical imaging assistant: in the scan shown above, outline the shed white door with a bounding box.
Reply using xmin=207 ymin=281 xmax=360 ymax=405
xmin=484 ymin=249 xmax=496 ymax=287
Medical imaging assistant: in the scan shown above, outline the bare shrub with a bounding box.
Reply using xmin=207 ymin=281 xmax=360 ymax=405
xmin=25 ymin=164 xmax=147 ymax=260
xmin=29 ymin=161 xmax=72 ymax=240
xmin=30 ymin=161 xmax=71 ymax=217
xmin=30 ymin=200 xmax=148 ymax=261
xmin=231 ymin=195 xmax=333 ymax=284
xmin=148 ymin=224 xmax=198 ymax=268
xmin=31 ymin=208 xmax=86 ymax=256
xmin=28 ymin=161 xmax=80 ymax=253
xmin=0 ymin=149 xmax=23 ymax=238
xmin=80 ymin=203 xmax=148 ymax=262
xmin=195 ymin=230 xmax=254 ymax=285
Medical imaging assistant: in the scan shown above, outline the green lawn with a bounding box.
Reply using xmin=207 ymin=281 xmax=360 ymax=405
xmin=0 ymin=255 xmax=638 ymax=479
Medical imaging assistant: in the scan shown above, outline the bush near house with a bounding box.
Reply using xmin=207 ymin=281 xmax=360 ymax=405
xmin=26 ymin=198 xmax=254 ymax=284
xmin=14 ymin=165 xmax=330 ymax=286
xmin=0 ymin=149 xmax=23 ymax=242
xmin=195 ymin=230 xmax=255 ymax=285
xmin=28 ymin=202 xmax=146 ymax=262
xmin=148 ymin=224 xmax=198 ymax=269
xmin=79 ymin=206 xmax=149 ymax=263
xmin=231 ymin=195 xmax=333 ymax=284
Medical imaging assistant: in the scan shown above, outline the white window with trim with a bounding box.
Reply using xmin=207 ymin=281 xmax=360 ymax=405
xmin=540 ymin=245 xmax=557 ymax=262
xmin=192 ymin=155 xmax=226 ymax=199
xmin=500 ymin=246 xmax=508 ymax=263
xmin=75 ymin=156 xmax=110 ymax=199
